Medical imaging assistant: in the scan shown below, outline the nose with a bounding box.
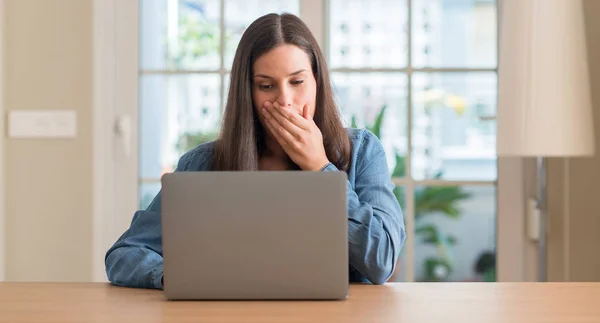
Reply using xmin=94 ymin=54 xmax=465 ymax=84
xmin=276 ymin=86 xmax=293 ymax=108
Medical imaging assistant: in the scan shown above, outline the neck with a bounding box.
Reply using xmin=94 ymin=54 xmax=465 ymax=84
xmin=263 ymin=135 xmax=287 ymax=159
xmin=259 ymin=136 xmax=300 ymax=171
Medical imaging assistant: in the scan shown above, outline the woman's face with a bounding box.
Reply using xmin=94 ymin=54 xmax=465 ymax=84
xmin=252 ymin=44 xmax=317 ymax=129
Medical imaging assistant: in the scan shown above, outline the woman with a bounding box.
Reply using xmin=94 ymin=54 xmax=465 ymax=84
xmin=105 ymin=13 xmax=406 ymax=289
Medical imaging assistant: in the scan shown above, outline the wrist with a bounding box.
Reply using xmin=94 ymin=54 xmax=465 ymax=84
xmin=305 ymin=158 xmax=330 ymax=171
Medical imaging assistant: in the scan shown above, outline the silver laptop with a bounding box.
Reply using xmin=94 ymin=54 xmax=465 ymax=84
xmin=160 ymin=171 xmax=349 ymax=300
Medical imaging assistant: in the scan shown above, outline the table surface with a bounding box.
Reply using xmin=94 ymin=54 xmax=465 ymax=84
xmin=1 ymin=282 xmax=600 ymax=323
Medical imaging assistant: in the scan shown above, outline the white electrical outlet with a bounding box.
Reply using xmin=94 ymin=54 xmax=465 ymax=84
xmin=8 ymin=110 xmax=77 ymax=138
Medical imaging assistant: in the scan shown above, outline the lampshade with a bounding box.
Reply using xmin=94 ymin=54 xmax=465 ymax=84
xmin=497 ymin=0 xmax=595 ymax=157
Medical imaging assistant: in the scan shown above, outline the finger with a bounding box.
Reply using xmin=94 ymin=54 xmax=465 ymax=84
xmin=266 ymin=102 xmax=306 ymax=136
xmin=303 ymin=104 xmax=317 ymax=128
xmin=262 ymin=105 xmax=297 ymax=146
xmin=262 ymin=115 xmax=288 ymax=148
xmin=277 ymin=103 xmax=311 ymax=131
xmin=303 ymin=104 xmax=311 ymax=120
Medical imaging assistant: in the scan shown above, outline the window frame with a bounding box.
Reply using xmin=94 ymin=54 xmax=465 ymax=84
xmin=92 ymin=0 xmax=140 ymax=282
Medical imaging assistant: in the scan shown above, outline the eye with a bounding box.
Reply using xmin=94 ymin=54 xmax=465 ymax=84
xmin=291 ymin=79 xmax=305 ymax=85
xmin=258 ymin=84 xmax=273 ymax=90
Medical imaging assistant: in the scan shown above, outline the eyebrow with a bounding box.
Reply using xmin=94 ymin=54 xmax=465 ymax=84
xmin=253 ymin=69 xmax=307 ymax=79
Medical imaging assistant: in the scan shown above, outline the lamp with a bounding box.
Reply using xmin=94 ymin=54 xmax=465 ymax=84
xmin=497 ymin=0 xmax=595 ymax=281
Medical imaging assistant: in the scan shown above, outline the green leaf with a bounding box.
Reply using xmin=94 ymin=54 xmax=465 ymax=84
xmin=175 ymin=131 xmax=219 ymax=153
xmin=415 ymin=186 xmax=472 ymax=220
xmin=167 ymin=11 xmax=221 ymax=68
xmin=393 ymin=186 xmax=405 ymax=210
xmin=446 ymin=234 xmax=458 ymax=245
xmin=392 ymin=154 xmax=406 ymax=177
xmin=370 ymin=104 xmax=387 ymax=138
xmin=415 ymin=224 xmax=440 ymax=244
xmin=351 ymin=115 xmax=359 ymax=128
xmin=483 ymin=268 xmax=496 ymax=282
xmin=422 ymin=257 xmax=453 ymax=282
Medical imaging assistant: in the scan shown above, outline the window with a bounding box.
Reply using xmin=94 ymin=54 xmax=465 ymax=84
xmin=327 ymin=0 xmax=498 ymax=282
xmin=138 ymin=0 xmax=499 ymax=283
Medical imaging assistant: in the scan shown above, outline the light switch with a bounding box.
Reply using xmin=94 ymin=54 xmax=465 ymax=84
xmin=8 ymin=110 xmax=77 ymax=138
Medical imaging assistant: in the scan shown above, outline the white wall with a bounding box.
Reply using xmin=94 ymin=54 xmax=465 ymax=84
xmin=566 ymin=0 xmax=600 ymax=282
xmin=3 ymin=0 xmax=93 ymax=282
xmin=0 ymin=0 xmax=6 ymax=281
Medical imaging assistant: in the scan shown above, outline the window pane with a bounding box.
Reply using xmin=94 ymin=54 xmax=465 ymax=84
xmin=224 ymin=0 xmax=300 ymax=70
xmin=332 ymin=73 xmax=408 ymax=176
xmin=414 ymin=185 xmax=496 ymax=282
xmin=389 ymin=185 xmax=407 ymax=282
xmin=329 ymin=0 xmax=408 ymax=68
xmin=411 ymin=72 xmax=497 ymax=181
xmin=139 ymin=74 xmax=221 ymax=182
xmin=223 ymin=72 xmax=231 ymax=111
xmin=390 ymin=248 xmax=408 ymax=282
xmin=412 ymin=0 xmax=497 ymax=68
xmin=139 ymin=182 xmax=161 ymax=210
xmin=140 ymin=0 xmax=221 ymax=70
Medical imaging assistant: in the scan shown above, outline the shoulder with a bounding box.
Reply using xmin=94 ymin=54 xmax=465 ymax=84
xmin=176 ymin=140 xmax=216 ymax=171
xmin=345 ymin=127 xmax=385 ymax=157
xmin=344 ymin=127 xmax=388 ymax=176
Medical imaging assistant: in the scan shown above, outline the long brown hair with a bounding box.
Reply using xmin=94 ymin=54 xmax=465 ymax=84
xmin=211 ymin=13 xmax=350 ymax=171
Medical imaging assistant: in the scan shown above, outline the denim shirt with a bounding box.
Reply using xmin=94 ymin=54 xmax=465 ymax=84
xmin=105 ymin=128 xmax=406 ymax=289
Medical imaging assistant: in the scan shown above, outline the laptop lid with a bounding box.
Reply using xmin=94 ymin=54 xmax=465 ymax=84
xmin=161 ymin=171 xmax=349 ymax=300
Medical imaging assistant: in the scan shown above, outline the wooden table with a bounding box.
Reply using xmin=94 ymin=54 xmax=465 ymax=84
xmin=1 ymin=282 xmax=599 ymax=322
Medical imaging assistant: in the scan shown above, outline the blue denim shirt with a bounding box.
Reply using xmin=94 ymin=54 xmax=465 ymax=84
xmin=105 ymin=128 xmax=406 ymax=289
